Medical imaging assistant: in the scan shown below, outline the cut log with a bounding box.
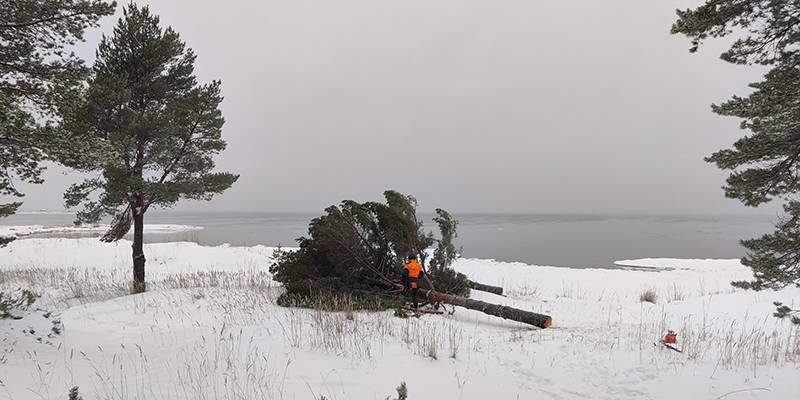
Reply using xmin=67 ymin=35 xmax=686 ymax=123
xmin=424 ymin=289 xmax=552 ymax=328
xmin=468 ymin=280 xmax=503 ymax=295
xmin=401 ymin=306 xmax=444 ymax=315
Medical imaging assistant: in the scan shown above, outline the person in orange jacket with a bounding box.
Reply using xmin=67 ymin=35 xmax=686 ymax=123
xmin=401 ymin=253 xmax=424 ymax=308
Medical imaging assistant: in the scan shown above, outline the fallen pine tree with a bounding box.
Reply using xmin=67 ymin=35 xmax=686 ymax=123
xmin=269 ymin=190 xmax=552 ymax=329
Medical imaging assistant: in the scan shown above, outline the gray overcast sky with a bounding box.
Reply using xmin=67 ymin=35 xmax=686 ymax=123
xmin=9 ymin=0 xmax=785 ymax=215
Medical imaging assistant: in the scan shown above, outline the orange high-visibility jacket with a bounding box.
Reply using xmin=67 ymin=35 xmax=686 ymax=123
xmin=405 ymin=259 xmax=422 ymax=278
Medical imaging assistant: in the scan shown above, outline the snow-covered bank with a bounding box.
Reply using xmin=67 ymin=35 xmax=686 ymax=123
xmin=0 ymin=223 xmax=201 ymax=239
xmin=1 ymin=237 xmax=798 ymax=400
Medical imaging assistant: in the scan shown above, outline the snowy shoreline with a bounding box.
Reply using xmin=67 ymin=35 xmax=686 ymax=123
xmin=0 ymin=223 xmax=202 ymax=238
xmin=1 ymin=231 xmax=798 ymax=399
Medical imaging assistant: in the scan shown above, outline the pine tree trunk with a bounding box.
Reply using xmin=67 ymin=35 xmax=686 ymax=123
xmin=424 ymin=289 xmax=552 ymax=328
xmin=468 ymin=280 xmax=504 ymax=295
xmin=131 ymin=207 xmax=146 ymax=293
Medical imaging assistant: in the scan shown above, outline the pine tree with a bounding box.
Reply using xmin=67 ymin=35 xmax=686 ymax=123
xmin=0 ymin=0 xmax=116 ymax=218
xmin=672 ymin=1 xmax=800 ymax=322
xmin=270 ymin=192 xmax=551 ymax=328
xmin=64 ymin=3 xmax=238 ymax=293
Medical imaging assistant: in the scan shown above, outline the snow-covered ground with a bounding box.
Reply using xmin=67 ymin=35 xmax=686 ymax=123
xmin=1 ymin=227 xmax=798 ymax=400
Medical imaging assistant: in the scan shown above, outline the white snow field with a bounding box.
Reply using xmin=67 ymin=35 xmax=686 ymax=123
xmin=0 ymin=230 xmax=798 ymax=399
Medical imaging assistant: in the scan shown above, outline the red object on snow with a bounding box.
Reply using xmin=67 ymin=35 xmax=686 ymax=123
xmin=664 ymin=330 xmax=677 ymax=344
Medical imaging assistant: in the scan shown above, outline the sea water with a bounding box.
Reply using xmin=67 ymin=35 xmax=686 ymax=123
xmin=452 ymin=213 xmax=775 ymax=268
xmin=1 ymin=211 xmax=777 ymax=269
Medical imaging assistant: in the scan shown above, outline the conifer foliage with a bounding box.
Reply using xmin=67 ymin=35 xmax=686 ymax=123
xmin=672 ymin=1 xmax=800 ymax=321
xmin=270 ymin=191 xmax=469 ymax=305
xmin=64 ymin=3 xmax=238 ymax=292
xmin=0 ymin=0 xmax=116 ymax=218
xmin=428 ymin=208 xmax=467 ymax=296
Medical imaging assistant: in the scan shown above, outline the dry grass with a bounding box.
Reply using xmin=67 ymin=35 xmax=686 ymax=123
xmin=666 ymin=283 xmax=686 ymax=302
xmin=45 ymin=288 xmax=800 ymax=398
xmin=505 ymin=279 xmax=542 ymax=298
xmin=3 ymin=249 xmax=799 ymax=399
xmin=0 ymin=264 xmax=275 ymax=311
xmin=639 ymin=288 xmax=658 ymax=304
xmin=557 ymin=281 xmax=589 ymax=300
xmin=4 ymin=263 xmax=797 ymax=375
